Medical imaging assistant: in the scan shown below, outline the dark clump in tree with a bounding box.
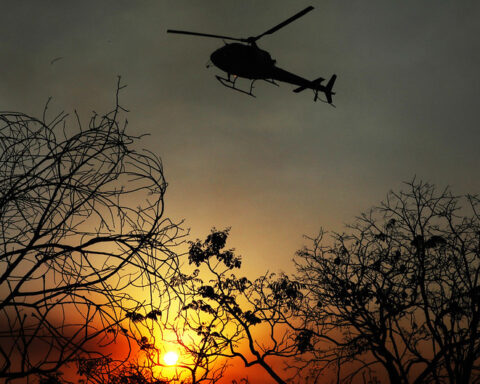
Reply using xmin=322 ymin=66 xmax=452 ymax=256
xmin=173 ymin=228 xmax=306 ymax=384
xmin=295 ymin=179 xmax=480 ymax=384
xmin=76 ymin=359 xmax=169 ymax=384
xmin=0 ymin=79 xmax=183 ymax=382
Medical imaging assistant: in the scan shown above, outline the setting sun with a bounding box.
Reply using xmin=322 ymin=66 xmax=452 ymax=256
xmin=163 ymin=351 xmax=179 ymax=366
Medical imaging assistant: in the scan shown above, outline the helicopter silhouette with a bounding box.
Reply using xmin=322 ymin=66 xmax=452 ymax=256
xmin=167 ymin=6 xmax=337 ymax=105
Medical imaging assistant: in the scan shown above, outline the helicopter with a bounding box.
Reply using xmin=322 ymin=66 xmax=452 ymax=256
xmin=167 ymin=6 xmax=337 ymax=105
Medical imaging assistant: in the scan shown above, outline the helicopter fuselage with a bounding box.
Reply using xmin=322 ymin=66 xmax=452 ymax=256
xmin=210 ymin=43 xmax=276 ymax=79
xmin=210 ymin=42 xmax=319 ymax=90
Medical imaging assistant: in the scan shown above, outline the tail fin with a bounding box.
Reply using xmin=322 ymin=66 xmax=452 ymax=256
xmin=324 ymin=74 xmax=336 ymax=104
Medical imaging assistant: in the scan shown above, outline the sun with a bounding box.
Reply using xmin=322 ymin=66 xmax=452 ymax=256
xmin=163 ymin=351 xmax=179 ymax=366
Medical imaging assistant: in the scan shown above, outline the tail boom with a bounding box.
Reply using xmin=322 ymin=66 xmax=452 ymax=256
xmin=294 ymin=74 xmax=337 ymax=105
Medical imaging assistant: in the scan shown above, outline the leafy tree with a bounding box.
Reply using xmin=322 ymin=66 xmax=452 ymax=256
xmin=75 ymin=359 xmax=168 ymax=384
xmin=172 ymin=228 xmax=307 ymax=384
xmin=295 ymin=180 xmax=480 ymax=384
xmin=0 ymin=79 xmax=184 ymax=382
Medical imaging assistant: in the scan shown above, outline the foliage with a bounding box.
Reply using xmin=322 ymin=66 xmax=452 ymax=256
xmin=171 ymin=228 xmax=308 ymax=384
xmin=295 ymin=179 xmax=480 ymax=384
xmin=76 ymin=359 xmax=168 ymax=384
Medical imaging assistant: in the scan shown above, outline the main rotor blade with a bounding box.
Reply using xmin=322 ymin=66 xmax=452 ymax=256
xmin=252 ymin=6 xmax=314 ymax=42
xmin=167 ymin=29 xmax=246 ymax=42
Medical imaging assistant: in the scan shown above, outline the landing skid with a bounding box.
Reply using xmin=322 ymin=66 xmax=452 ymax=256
xmin=215 ymin=75 xmax=280 ymax=97
xmin=215 ymin=75 xmax=256 ymax=97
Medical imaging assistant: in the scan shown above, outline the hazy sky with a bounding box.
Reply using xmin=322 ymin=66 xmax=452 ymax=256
xmin=2 ymin=0 xmax=479 ymax=275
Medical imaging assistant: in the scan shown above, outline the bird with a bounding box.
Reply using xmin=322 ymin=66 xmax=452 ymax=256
xmin=50 ymin=57 xmax=63 ymax=65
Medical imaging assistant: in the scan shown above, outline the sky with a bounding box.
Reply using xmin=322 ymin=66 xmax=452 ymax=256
xmin=1 ymin=0 xmax=480 ymax=277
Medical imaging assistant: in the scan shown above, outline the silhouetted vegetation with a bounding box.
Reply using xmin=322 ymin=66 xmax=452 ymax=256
xmin=2 ymin=82 xmax=478 ymax=384
xmin=170 ymin=180 xmax=480 ymax=384
xmin=168 ymin=228 xmax=307 ymax=384
xmin=294 ymin=180 xmax=480 ymax=383
xmin=0 ymin=80 xmax=184 ymax=382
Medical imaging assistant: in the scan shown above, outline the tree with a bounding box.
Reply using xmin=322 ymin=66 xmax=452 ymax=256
xmin=171 ymin=228 xmax=307 ymax=384
xmin=295 ymin=179 xmax=480 ymax=383
xmin=75 ymin=359 xmax=169 ymax=384
xmin=0 ymin=79 xmax=184 ymax=382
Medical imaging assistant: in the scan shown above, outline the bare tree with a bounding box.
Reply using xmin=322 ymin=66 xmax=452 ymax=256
xmin=295 ymin=179 xmax=480 ymax=384
xmin=0 ymin=79 xmax=184 ymax=382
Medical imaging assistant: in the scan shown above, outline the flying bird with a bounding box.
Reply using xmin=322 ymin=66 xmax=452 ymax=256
xmin=50 ymin=57 xmax=63 ymax=65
